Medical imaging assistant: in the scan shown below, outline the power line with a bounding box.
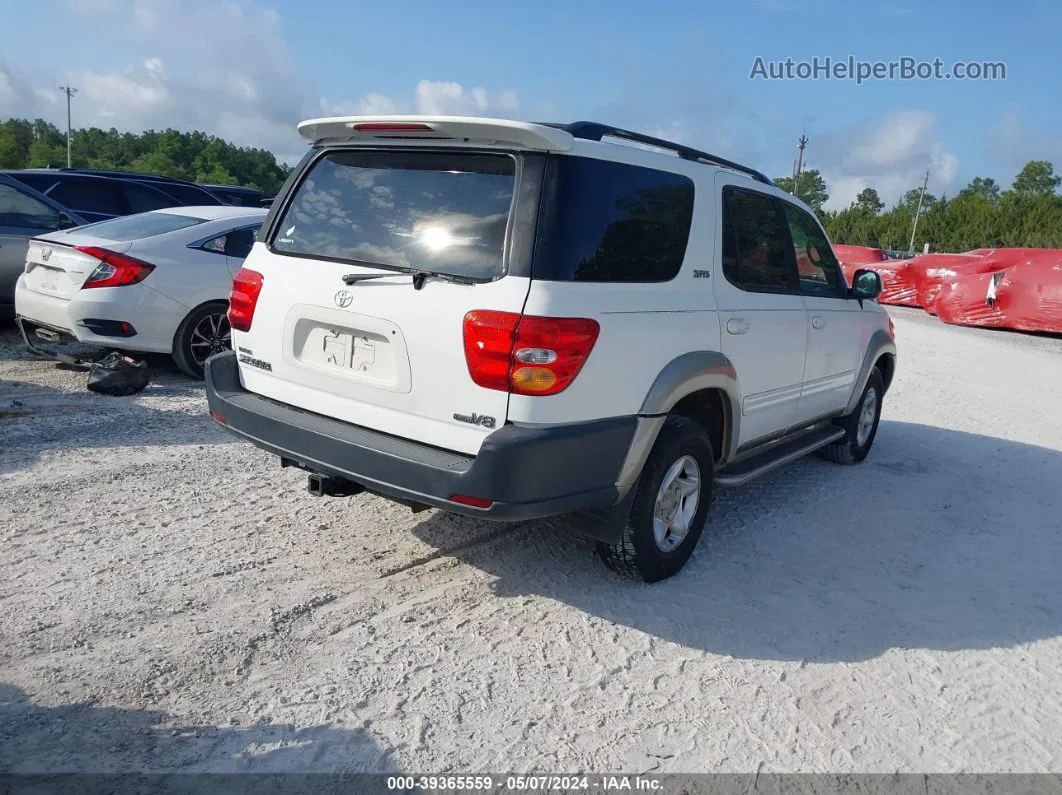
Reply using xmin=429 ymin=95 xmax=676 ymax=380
xmin=58 ymin=85 xmax=78 ymax=168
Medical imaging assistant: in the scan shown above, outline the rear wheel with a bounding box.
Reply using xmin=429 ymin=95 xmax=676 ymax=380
xmin=818 ymin=367 xmax=884 ymax=465
xmin=598 ymin=416 xmax=715 ymax=583
xmin=172 ymin=301 xmax=231 ymax=380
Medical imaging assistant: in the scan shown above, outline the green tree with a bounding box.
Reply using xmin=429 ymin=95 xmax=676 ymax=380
xmin=852 ymin=187 xmax=883 ymax=214
xmin=958 ymin=176 xmax=1001 ymax=203
xmin=774 ymin=169 xmax=829 ymax=213
xmin=1011 ymin=160 xmax=1060 ymax=197
xmin=129 ymin=151 xmax=181 ymax=178
xmin=0 ymin=128 xmax=21 ymax=168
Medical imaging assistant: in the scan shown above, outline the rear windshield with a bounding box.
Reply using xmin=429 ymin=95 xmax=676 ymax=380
xmin=71 ymin=212 xmax=205 ymax=241
xmin=271 ymin=150 xmax=516 ymax=279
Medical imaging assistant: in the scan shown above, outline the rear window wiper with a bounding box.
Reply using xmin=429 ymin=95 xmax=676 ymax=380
xmin=342 ymin=263 xmax=482 ymax=290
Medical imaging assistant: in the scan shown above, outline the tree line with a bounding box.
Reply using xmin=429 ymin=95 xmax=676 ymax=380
xmin=0 ymin=118 xmax=293 ymax=194
xmin=774 ymin=160 xmax=1062 ymax=252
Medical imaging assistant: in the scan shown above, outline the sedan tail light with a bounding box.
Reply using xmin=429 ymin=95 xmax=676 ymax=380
xmin=76 ymin=247 xmax=155 ymax=289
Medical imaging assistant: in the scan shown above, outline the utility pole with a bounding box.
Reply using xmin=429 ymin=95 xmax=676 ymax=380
xmin=58 ymin=85 xmax=78 ymax=168
xmin=792 ymin=133 xmax=809 ymax=199
xmin=908 ymin=169 xmax=930 ymax=253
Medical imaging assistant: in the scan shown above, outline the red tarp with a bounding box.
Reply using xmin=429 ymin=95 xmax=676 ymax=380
xmin=833 ymin=245 xmax=888 ymax=286
xmin=832 ymin=244 xmax=1062 ymax=332
xmin=933 ymin=250 xmax=1062 ymax=333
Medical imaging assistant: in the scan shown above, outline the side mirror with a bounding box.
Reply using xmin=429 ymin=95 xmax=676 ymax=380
xmin=850 ymin=269 xmax=883 ymax=301
xmin=57 ymin=213 xmax=77 ymax=230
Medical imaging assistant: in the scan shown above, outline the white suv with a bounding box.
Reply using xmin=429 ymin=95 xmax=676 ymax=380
xmin=206 ymin=116 xmax=896 ymax=582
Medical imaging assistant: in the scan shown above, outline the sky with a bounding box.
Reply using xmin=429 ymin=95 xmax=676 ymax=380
xmin=0 ymin=0 xmax=1057 ymax=210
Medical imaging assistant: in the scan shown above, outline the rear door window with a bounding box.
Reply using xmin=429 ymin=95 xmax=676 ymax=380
xmin=271 ymin=150 xmax=516 ymax=279
xmin=49 ymin=178 xmax=123 ymax=216
xmin=122 ymin=182 xmax=179 ymax=213
xmin=721 ymin=187 xmax=795 ymax=292
xmin=149 ymin=182 xmax=220 ymax=205
xmin=0 ymin=183 xmax=61 ymax=230
xmin=533 ymin=156 xmax=694 ymax=282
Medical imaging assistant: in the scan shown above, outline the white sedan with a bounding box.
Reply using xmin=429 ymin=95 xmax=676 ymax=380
xmin=14 ymin=206 xmax=266 ymax=378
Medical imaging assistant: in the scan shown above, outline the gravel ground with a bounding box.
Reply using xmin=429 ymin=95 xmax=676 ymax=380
xmin=1 ymin=309 xmax=1061 ymax=775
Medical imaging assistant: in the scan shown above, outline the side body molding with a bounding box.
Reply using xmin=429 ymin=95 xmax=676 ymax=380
xmin=844 ymin=328 xmax=897 ymax=415
xmin=614 ymin=351 xmax=743 ymax=496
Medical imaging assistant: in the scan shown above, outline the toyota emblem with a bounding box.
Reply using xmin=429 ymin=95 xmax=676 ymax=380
xmin=334 ymin=290 xmax=353 ymax=308
xmin=40 ymin=247 xmax=52 ymax=262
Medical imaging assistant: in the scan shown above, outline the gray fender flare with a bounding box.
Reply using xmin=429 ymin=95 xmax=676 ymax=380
xmin=844 ymin=329 xmax=897 ymax=415
xmin=614 ymin=351 xmax=743 ymax=495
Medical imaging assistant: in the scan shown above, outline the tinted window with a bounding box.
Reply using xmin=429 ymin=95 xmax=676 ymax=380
xmin=781 ymin=202 xmax=844 ymax=296
xmin=123 ymin=182 xmax=178 ymax=213
xmin=534 ymin=156 xmax=694 ymax=282
xmin=9 ymin=173 xmax=60 ymax=193
xmin=210 ymin=188 xmax=263 ymax=207
xmin=722 ymin=188 xmax=793 ymax=291
xmin=273 ymin=150 xmax=515 ymax=279
xmin=50 ymin=178 xmax=122 ymax=216
xmin=72 ymin=212 xmax=205 ymax=241
xmin=150 ymin=182 xmax=220 ymax=205
xmin=0 ymin=183 xmax=60 ymax=230
xmin=224 ymin=226 xmax=260 ymax=258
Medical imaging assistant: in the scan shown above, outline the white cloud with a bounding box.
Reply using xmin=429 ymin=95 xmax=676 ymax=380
xmin=815 ymin=110 xmax=959 ymax=210
xmin=3 ymin=1 xmax=526 ymax=167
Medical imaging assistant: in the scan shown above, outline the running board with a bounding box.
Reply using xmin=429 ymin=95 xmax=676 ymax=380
xmin=716 ymin=426 xmax=846 ymax=488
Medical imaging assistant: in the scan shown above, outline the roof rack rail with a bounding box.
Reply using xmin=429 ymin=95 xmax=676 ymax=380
xmin=546 ymin=121 xmax=774 ymax=186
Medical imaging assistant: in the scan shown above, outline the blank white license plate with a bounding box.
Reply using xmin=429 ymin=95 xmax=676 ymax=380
xmin=36 ymin=268 xmax=61 ymax=292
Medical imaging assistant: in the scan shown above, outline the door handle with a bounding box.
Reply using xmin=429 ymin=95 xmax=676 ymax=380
xmin=811 ymin=315 xmax=827 ymax=329
xmin=726 ymin=318 xmax=751 ymax=335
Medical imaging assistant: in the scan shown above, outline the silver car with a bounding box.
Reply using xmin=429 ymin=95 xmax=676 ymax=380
xmin=0 ymin=173 xmax=84 ymax=319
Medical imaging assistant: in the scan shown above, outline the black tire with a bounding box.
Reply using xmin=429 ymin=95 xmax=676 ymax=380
xmin=598 ymin=415 xmax=715 ymax=583
xmin=172 ymin=301 xmax=231 ymax=380
xmin=818 ymin=367 xmax=884 ymax=465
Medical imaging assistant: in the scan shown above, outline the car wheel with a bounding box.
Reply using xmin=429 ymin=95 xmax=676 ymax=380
xmin=819 ymin=367 xmax=884 ymax=465
xmin=172 ymin=301 xmax=231 ymax=380
xmin=598 ymin=415 xmax=715 ymax=583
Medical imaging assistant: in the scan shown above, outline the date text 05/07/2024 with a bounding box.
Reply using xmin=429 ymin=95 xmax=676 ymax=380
xmin=385 ymin=775 xmax=663 ymax=791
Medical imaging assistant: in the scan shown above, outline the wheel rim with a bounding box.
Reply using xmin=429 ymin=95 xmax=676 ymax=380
xmin=856 ymin=386 xmax=878 ymax=446
xmin=652 ymin=454 xmax=701 ymax=552
xmin=188 ymin=312 xmax=231 ymax=367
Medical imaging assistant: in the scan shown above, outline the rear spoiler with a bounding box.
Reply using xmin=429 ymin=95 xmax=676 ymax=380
xmin=296 ymin=116 xmax=576 ymax=152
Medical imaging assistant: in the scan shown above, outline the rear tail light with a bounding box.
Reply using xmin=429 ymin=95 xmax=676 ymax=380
xmin=228 ymin=268 xmax=264 ymax=332
xmin=76 ymin=247 xmax=155 ymax=289
xmin=462 ymin=311 xmax=600 ymax=397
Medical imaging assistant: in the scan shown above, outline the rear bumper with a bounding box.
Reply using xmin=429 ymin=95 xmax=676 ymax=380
xmin=204 ymin=350 xmax=636 ymax=522
xmin=14 ymin=275 xmax=180 ymax=354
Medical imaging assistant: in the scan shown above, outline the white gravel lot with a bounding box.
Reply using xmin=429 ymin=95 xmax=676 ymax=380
xmin=1 ymin=307 xmax=1061 ymax=775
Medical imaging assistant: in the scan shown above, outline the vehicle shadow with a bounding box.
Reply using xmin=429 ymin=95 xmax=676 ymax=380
xmin=0 ymin=682 xmax=397 ymax=784
xmin=409 ymin=420 xmax=1062 ymax=663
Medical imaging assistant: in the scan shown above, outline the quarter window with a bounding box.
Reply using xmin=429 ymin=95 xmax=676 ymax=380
xmin=781 ymin=202 xmax=844 ymax=296
xmin=721 ymin=188 xmax=794 ymax=291
xmin=533 ymin=156 xmax=694 ymax=282
xmin=224 ymin=226 xmax=259 ymax=259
